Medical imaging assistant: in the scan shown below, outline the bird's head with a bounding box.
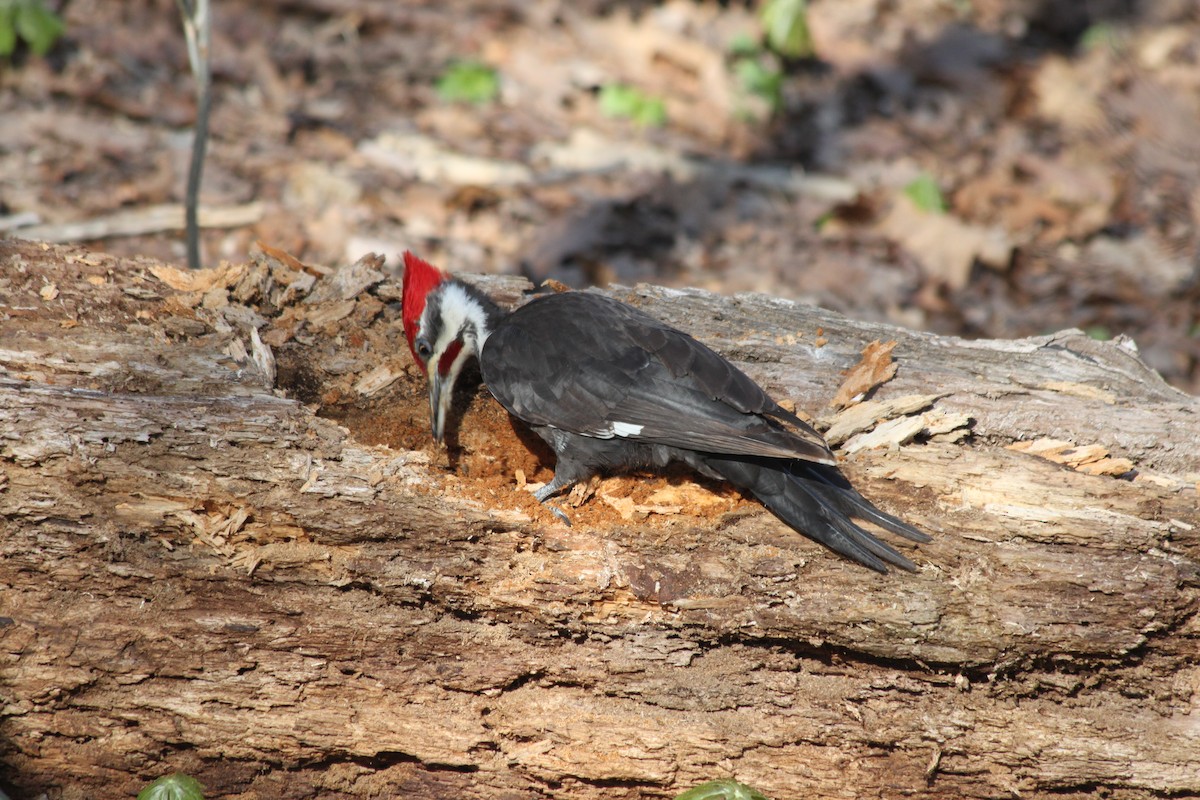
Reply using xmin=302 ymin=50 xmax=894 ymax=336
xmin=401 ymin=251 xmax=497 ymax=443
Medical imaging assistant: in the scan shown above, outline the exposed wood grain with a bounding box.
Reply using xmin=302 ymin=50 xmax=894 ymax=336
xmin=1 ymin=240 xmax=1197 ymax=799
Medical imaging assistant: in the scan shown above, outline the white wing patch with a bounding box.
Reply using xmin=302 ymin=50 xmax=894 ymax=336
xmin=586 ymin=421 xmax=645 ymax=439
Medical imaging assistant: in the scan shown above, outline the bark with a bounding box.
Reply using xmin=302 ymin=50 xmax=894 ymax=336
xmin=1 ymin=239 xmax=1197 ymax=800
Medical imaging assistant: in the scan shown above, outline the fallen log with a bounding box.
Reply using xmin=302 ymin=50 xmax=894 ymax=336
xmin=1 ymin=239 xmax=1197 ymax=799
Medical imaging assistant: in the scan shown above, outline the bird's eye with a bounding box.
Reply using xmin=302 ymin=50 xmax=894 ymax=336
xmin=415 ymin=338 xmax=433 ymax=360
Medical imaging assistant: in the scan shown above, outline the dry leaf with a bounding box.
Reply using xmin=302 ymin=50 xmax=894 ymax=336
xmin=1032 ymin=54 xmax=1106 ymax=132
xmin=878 ymin=195 xmax=1011 ymax=289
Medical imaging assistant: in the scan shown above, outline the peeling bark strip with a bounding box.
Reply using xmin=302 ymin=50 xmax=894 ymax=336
xmin=1 ymin=240 xmax=1198 ymax=799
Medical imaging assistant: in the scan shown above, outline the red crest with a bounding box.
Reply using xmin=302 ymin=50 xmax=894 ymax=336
xmin=401 ymin=251 xmax=446 ymax=371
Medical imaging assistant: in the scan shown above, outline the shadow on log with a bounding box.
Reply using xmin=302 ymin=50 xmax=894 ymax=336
xmin=1 ymin=240 xmax=1197 ymax=799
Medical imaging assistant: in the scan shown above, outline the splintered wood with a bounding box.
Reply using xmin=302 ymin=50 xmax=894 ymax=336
xmin=1008 ymin=438 xmax=1137 ymax=477
xmin=831 ymin=339 xmax=899 ymax=408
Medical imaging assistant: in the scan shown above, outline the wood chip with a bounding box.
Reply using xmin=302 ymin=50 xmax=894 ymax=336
xmin=304 ymin=252 xmax=385 ymax=304
xmin=250 ymin=327 xmax=276 ymax=388
xmin=150 ymin=261 xmax=248 ymax=294
xmin=224 ymin=337 xmax=249 ymax=363
xmin=253 ymin=240 xmax=311 ymax=274
xmin=841 ymin=408 xmax=972 ymax=454
xmin=353 ymin=363 xmax=403 ymax=396
xmin=1007 ymin=438 xmax=1135 ymax=477
xmin=842 ymin=415 xmax=927 ymax=454
xmin=599 ymin=492 xmax=683 ymax=521
xmin=644 ymin=483 xmax=725 ymax=510
xmin=831 ymin=340 xmax=898 ymax=409
xmin=824 ymin=393 xmax=943 ymax=445
xmin=567 ymin=481 xmax=596 ymax=508
xmin=304 ymin=299 xmax=357 ymax=328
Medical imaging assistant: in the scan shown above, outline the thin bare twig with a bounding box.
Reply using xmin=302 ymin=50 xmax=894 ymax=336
xmin=175 ymin=0 xmax=212 ymax=269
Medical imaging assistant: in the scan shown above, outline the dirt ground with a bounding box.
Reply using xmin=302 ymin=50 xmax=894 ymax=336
xmin=1 ymin=0 xmax=1198 ymax=401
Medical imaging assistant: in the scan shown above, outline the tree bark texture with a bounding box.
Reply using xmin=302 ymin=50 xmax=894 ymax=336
xmin=1 ymin=239 xmax=1198 ymax=799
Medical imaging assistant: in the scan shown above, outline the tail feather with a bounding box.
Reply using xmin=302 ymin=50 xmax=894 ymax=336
xmin=799 ymin=463 xmax=932 ymax=544
xmin=701 ymin=455 xmax=928 ymax=573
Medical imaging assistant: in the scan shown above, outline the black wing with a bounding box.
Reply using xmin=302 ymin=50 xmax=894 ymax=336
xmin=481 ymin=292 xmax=835 ymax=465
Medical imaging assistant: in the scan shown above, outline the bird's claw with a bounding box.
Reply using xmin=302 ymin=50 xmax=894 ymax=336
xmin=546 ymin=503 xmax=572 ymax=527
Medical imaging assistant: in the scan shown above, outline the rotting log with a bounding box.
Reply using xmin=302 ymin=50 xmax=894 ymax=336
xmin=1 ymin=239 xmax=1197 ymax=800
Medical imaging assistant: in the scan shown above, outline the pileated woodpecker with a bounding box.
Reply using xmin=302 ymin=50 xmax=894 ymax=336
xmin=401 ymin=252 xmax=929 ymax=573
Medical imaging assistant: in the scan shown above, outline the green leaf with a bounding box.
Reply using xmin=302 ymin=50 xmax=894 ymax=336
xmin=1086 ymin=325 xmax=1111 ymax=341
xmin=904 ymin=173 xmax=947 ymax=214
xmin=598 ymin=84 xmax=641 ymax=118
xmin=435 ymin=61 xmax=499 ymax=105
xmin=734 ymin=57 xmax=783 ymax=111
xmin=14 ymin=0 xmax=64 ymax=56
xmin=634 ymin=96 xmax=666 ymax=127
xmin=598 ymin=83 xmax=666 ymax=127
xmin=1080 ymin=22 xmax=1118 ymax=52
xmin=728 ymin=32 xmax=761 ymax=58
xmin=0 ymin=4 xmax=17 ymax=57
xmin=674 ymin=779 xmax=773 ymax=800
xmin=760 ymin=0 xmax=812 ymax=59
xmin=138 ymin=773 xmax=205 ymax=800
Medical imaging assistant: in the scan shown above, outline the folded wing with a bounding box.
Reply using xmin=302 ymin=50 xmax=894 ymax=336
xmin=482 ymin=292 xmax=835 ymax=465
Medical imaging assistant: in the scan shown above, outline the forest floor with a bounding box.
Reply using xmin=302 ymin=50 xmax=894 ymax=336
xmin=1 ymin=0 xmax=1198 ymax=393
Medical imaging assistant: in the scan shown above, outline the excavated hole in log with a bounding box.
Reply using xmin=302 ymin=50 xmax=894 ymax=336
xmin=291 ymin=354 xmax=758 ymax=533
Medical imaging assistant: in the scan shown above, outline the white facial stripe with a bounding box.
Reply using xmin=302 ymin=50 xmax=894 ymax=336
xmin=422 ymin=282 xmax=490 ymax=372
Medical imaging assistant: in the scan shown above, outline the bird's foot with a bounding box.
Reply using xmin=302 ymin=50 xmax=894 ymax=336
xmin=531 ymin=476 xmax=568 ymax=504
xmin=526 ymin=477 xmax=573 ymax=525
